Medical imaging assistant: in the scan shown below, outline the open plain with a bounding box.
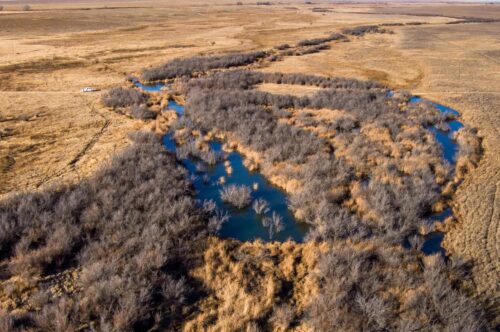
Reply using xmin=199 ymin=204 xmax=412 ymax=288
xmin=0 ymin=0 xmax=498 ymax=330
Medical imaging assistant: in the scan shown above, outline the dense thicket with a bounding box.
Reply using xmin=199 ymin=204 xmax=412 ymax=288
xmin=274 ymin=43 xmax=290 ymax=50
xmin=131 ymin=104 xmax=157 ymax=119
xmin=141 ymin=51 xmax=267 ymax=82
xmin=0 ymin=132 xmax=211 ymax=331
xmin=296 ymin=33 xmax=345 ymax=47
xmin=309 ymin=243 xmax=486 ymax=331
xmin=342 ymin=25 xmax=387 ymax=36
xmin=283 ymin=44 xmax=331 ymax=56
xmin=184 ymin=70 xmax=383 ymax=91
xmin=101 ymin=87 xmax=148 ymax=108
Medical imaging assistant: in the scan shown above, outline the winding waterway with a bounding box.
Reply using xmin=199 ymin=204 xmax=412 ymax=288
xmin=135 ymin=81 xmax=464 ymax=254
xmin=408 ymin=96 xmax=464 ymax=256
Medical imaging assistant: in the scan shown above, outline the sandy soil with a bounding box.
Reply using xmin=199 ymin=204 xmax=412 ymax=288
xmin=0 ymin=0 xmax=498 ymax=323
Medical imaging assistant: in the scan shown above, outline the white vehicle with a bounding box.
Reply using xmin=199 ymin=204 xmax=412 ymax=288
xmin=81 ymin=87 xmax=100 ymax=92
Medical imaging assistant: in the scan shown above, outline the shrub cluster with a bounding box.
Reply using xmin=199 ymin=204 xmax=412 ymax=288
xmin=454 ymin=126 xmax=482 ymax=180
xmin=0 ymin=132 xmax=210 ymax=330
xmin=311 ymin=7 xmax=332 ymax=13
xmin=447 ymin=17 xmax=498 ymax=24
xmin=185 ymin=87 xmax=324 ymax=163
xmin=284 ymin=44 xmax=331 ymax=56
xmin=175 ymin=138 xmax=220 ymax=165
xmin=220 ymin=184 xmax=252 ymax=208
xmin=308 ymin=243 xmax=487 ymax=331
xmin=274 ymin=43 xmax=290 ymax=50
xmin=130 ymin=104 xmax=157 ymax=119
xmin=341 ymin=25 xmax=387 ymax=36
xmin=101 ymin=87 xmax=148 ymax=108
xmin=296 ymin=33 xmax=345 ymax=47
xmin=183 ymin=70 xmax=382 ymax=94
xmin=141 ymin=51 xmax=267 ymax=82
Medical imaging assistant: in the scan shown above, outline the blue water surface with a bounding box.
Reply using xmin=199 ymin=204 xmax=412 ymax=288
xmin=406 ymin=95 xmax=464 ymax=256
xmin=134 ymin=80 xmax=165 ymax=92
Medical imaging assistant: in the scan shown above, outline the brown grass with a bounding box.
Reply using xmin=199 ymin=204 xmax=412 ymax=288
xmin=256 ymin=83 xmax=322 ymax=97
xmin=185 ymin=238 xmax=325 ymax=331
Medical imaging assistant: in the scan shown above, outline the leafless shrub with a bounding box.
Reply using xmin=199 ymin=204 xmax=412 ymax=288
xmin=406 ymin=21 xmax=426 ymax=26
xmin=101 ymin=87 xmax=148 ymax=108
xmin=208 ymin=209 xmax=230 ymax=234
xmin=220 ymin=184 xmax=252 ymax=208
xmin=275 ymin=43 xmax=290 ymax=50
xmin=130 ymin=104 xmax=157 ymax=119
xmin=0 ymin=136 xmax=209 ymax=330
xmin=176 ymin=139 xmax=220 ymax=165
xmin=293 ymin=44 xmax=330 ymax=55
xmin=141 ymin=51 xmax=267 ymax=81
xmin=128 ymin=130 xmax=161 ymax=144
xmin=262 ymin=212 xmax=284 ymax=239
xmin=296 ymin=33 xmax=345 ymax=46
xmin=308 ymin=244 xmax=486 ymax=331
xmin=380 ymin=22 xmax=404 ymax=26
xmin=342 ymin=25 xmax=387 ymax=36
xmin=270 ymin=304 xmax=294 ymax=329
xmin=0 ymin=311 xmax=14 ymax=332
xmin=162 ymin=276 xmax=187 ymax=305
xmin=22 ymin=4 xmax=31 ymax=11
xmin=311 ymin=7 xmax=332 ymax=13
xmin=252 ymin=198 xmax=270 ymax=215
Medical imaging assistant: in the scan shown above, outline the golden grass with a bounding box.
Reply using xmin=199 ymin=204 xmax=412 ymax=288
xmin=185 ymin=237 xmax=326 ymax=331
xmin=256 ymin=83 xmax=322 ymax=97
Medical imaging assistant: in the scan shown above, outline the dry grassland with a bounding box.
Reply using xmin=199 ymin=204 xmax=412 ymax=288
xmin=0 ymin=0 xmax=498 ymax=327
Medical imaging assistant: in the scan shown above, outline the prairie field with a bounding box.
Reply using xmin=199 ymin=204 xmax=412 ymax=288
xmin=0 ymin=0 xmax=498 ymax=330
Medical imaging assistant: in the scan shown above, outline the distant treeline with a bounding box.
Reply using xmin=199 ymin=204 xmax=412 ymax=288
xmin=141 ymin=51 xmax=267 ymax=82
